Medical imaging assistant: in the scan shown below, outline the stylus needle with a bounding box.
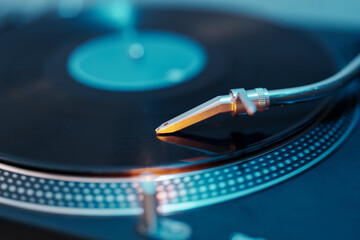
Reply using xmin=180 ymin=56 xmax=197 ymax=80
xmin=155 ymin=95 xmax=233 ymax=134
xmin=155 ymin=88 xmax=270 ymax=134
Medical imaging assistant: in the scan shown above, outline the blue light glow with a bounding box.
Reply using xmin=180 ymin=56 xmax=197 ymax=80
xmin=93 ymin=0 xmax=136 ymax=28
xmin=68 ymin=31 xmax=207 ymax=92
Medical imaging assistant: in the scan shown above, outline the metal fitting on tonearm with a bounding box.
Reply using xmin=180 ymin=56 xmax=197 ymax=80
xmin=229 ymin=88 xmax=270 ymax=116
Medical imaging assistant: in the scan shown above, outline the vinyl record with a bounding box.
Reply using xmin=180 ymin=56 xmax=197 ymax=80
xmin=0 ymin=7 xmax=338 ymax=174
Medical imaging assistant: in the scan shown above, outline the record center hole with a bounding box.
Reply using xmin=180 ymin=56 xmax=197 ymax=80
xmin=67 ymin=31 xmax=207 ymax=92
xmin=128 ymin=43 xmax=144 ymax=60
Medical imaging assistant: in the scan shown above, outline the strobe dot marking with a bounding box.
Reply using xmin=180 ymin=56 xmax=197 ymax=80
xmin=0 ymin=101 xmax=355 ymax=215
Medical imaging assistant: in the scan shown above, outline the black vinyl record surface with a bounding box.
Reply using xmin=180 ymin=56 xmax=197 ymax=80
xmin=0 ymin=7 xmax=337 ymax=174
